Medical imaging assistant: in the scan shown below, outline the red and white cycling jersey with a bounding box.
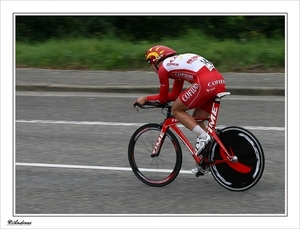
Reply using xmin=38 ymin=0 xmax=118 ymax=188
xmin=147 ymin=53 xmax=226 ymax=112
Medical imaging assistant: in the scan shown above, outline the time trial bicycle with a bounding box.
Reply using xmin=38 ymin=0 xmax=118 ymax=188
xmin=128 ymin=92 xmax=265 ymax=191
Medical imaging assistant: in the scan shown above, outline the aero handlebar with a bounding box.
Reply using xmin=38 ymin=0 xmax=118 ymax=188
xmin=133 ymin=102 xmax=171 ymax=109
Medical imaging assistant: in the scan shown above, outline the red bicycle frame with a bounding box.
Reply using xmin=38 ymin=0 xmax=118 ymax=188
xmin=151 ymin=92 xmax=251 ymax=173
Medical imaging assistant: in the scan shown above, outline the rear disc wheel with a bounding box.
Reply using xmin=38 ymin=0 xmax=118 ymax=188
xmin=209 ymin=126 xmax=265 ymax=191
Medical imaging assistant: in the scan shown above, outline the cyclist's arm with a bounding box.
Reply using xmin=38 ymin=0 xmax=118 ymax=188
xmin=147 ymin=79 xmax=183 ymax=103
xmin=167 ymin=79 xmax=184 ymax=101
xmin=147 ymin=67 xmax=184 ymax=103
xmin=147 ymin=67 xmax=169 ymax=103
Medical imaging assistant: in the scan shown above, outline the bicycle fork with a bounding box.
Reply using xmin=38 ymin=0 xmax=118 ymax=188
xmin=151 ymin=124 xmax=168 ymax=157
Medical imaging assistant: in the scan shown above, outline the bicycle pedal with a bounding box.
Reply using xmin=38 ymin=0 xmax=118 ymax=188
xmin=195 ymin=171 xmax=205 ymax=177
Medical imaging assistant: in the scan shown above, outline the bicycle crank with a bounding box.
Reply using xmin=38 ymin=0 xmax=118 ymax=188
xmin=192 ymin=163 xmax=211 ymax=177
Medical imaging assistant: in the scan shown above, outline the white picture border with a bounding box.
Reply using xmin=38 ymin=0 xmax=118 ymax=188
xmin=1 ymin=1 xmax=299 ymax=228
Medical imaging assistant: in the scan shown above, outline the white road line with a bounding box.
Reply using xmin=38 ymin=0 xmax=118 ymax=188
xmin=15 ymin=162 xmax=192 ymax=174
xmin=16 ymin=119 xmax=141 ymax=126
xmin=16 ymin=119 xmax=285 ymax=131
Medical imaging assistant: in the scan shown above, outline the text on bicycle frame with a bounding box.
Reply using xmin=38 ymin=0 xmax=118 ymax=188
xmin=207 ymin=106 xmax=218 ymax=133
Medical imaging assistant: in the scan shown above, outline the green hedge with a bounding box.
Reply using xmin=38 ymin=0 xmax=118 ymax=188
xmin=16 ymin=30 xmax=285 ymax=71
xmin=16 ymin=15 xmax=285 ymax=42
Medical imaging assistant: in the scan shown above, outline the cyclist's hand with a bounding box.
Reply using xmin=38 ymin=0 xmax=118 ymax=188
xmin=133 ymin=96 xmax=147 ymax=107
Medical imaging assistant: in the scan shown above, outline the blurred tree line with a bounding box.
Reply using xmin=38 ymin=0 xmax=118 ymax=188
xmin=16 ymin=15 xmax=284 ymax=42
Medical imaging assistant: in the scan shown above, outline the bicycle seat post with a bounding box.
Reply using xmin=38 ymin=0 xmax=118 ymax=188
xmin=207 ymin=92 xmax=231 ymax=134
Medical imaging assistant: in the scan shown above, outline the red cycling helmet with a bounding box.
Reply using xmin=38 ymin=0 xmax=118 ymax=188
xmin=145 ymin=45 xmax=177 ymax=67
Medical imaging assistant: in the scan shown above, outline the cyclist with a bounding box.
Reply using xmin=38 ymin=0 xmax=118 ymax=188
xmin=134 ymin=45 xmax=226 ymax=173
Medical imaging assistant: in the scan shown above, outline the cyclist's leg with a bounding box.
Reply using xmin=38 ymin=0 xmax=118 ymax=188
xmin=171 ymin=99 xmax=197 ymax=131
xmin=171 ymin=84 xmax=209 ymax=140
xmin=192 ymin=107 xmax=210 ymax=131
xmin=194 ymin=68 xmax=226 ymax=132
xmin=172 ymin=82 xmax=212 ymax=156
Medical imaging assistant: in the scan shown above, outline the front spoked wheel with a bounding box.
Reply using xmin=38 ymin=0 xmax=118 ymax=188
xmin=209 ymin=126 xmax=265 ymax=191
xmin=128 ymin=123 xmax=182 ymax=187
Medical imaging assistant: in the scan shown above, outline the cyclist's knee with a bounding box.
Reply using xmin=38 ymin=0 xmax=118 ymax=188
xmin=172 ymin=99 xmax=189 ymax=114
xmin=171 ymin=106 xmax=183 ymax=117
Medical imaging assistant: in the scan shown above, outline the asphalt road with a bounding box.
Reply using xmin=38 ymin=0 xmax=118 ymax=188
xmin=15 ymin=91 xmax=285 ymax=216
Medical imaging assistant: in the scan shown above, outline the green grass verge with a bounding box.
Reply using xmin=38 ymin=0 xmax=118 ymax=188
xmin=16 ymin=31 xmax=285 ymax=72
